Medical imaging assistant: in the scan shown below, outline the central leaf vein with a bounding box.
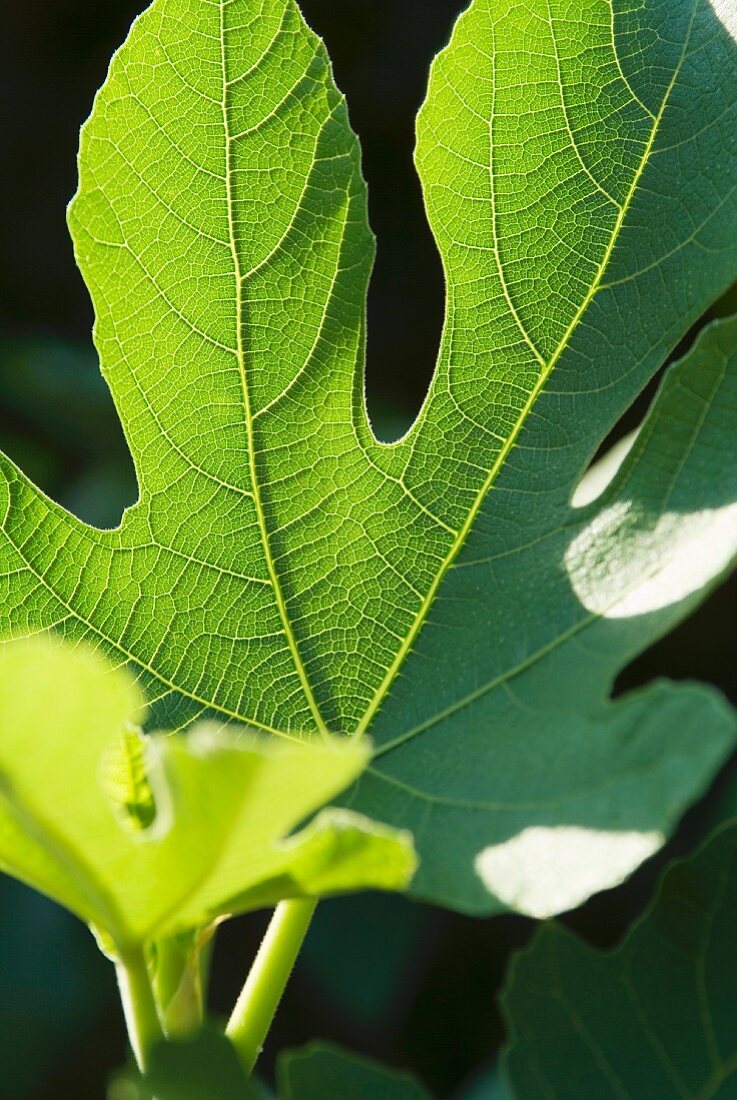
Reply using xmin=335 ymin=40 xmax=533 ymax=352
xmin=218 ymin=0 xmax=329 ymax=736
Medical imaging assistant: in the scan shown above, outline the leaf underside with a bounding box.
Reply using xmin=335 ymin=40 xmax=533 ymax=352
xmin=1 ymin=0 xmax=736 ymax=915
xmin=502 ymin=821 xmax=737 ymax=1099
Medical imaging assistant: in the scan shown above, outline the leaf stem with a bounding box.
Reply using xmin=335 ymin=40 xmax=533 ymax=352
xmin=116 ymin=948 xmax=165 ymax=1073
xmin=226 ymin=898 xmax=317 ymax=1075
xmin=151 ymin=933 xmax=206 ymax=1038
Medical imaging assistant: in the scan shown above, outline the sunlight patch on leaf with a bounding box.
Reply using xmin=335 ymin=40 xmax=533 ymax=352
xmin=474 ymin=826 xmax=661 ymax=919
xmin=570 ymin=431 xmax=637 ymax=509
xmin=710 ymin=0 xmax=737 ymax=40
xmin=566 ymin=502 xmax=737 ymax=619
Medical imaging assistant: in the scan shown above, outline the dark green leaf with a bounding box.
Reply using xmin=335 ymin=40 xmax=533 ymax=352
xmin=502 ymin=822 xmax=737 ymax=1098
xmin=278 ymin=1044 xmax=431 ymax=1099
xmin=145 ymin=1029 xmax=252 ymax=1100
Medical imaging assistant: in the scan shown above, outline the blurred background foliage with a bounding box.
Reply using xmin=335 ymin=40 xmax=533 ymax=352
xmin=0 ymin=1 xmax=735 ymax=1096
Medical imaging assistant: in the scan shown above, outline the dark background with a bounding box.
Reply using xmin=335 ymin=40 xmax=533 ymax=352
xmin=1 ymin=2 xmax=735 ymax=1097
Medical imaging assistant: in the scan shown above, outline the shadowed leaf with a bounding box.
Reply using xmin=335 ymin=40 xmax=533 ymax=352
xmin=502 ymin=822 xmax=737 ymax=1098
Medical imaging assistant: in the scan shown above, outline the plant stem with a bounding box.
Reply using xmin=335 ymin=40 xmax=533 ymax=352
xmin=152 ymin=934 xmax=206 ymax=1038
xmin=226 ymin=898 xmax=317 ymax=1075
xmin=116 ymin=948 xmax=165 ymax=1073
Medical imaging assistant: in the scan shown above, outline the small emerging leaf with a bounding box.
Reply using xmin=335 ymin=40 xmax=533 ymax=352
xmin=0 ymin=640 xmax=416 ymax=953
xmin=103 ymin=726 xmax=157 ymax=832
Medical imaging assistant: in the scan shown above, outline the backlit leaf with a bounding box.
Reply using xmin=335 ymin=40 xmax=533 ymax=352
xmin=0 ymin=0 xmax=736 ymax=915
xmin=0 ymin=640 xmax=415 ymax=952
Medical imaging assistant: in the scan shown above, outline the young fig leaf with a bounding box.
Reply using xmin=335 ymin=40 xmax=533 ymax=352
xmin=0 ymin=640 xmax=415 ymax=954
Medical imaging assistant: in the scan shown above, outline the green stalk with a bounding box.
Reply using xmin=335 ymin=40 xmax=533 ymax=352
xmin=116 ymin=947 xmax=165 ymax=1073
xmin=226 ymin=898 xmax=317 ymax=1075
xmin=151 ymin=933 xmax=206 ymax=1038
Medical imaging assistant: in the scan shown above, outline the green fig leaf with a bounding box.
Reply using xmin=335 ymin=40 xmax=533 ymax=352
xmin=1 ymin=0 xmax=736 ymax=916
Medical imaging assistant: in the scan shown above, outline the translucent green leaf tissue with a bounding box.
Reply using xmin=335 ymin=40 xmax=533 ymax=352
xmin=0 ymin=639 xmax=414 ymax=953
xmin=1 ymin=0 xmax=736 ymax=926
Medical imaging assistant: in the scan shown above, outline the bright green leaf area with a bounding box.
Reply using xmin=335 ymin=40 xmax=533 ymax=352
xmin=278 ymin=1044 xmax=431 ymax=1100
xmin=1 ymin=0 xmax=736 ymax=916
xmin=0 ymin=640 xmax=415 ymax=953
xmin=502 ymin=821 xmax=737 ymax=1099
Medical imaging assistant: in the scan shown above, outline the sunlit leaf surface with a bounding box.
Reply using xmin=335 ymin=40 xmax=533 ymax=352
xmin=0 ymin=641 xmax=414 ymax=951
xmin=0 ymin=0 xmax=736 ymax=914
